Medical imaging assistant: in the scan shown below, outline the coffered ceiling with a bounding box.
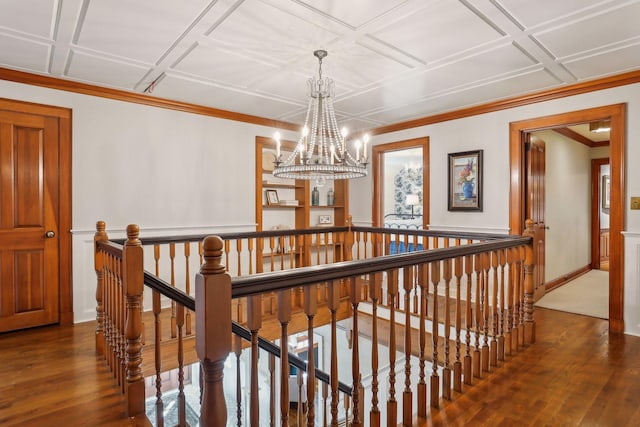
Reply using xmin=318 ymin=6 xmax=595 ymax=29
xmin=1 ymin=0 xmax=639 ymax=131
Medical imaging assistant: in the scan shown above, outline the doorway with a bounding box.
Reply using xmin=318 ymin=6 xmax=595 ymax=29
xmin=0 ymin=98 xmax=72 ymax=331
xmin=509 ymin=104 xmax=625 ymax=333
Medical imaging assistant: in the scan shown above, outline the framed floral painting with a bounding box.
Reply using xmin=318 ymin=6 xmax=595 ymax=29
xmin=448 ymin=150 xmax=483 ymax=211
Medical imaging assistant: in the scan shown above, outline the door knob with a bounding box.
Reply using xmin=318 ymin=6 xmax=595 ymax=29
xmin=45 ymin=230 xmax=55 ymax=238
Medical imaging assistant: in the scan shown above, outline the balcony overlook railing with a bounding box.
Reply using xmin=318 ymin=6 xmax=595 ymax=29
xmin=94 ymin=221 xmax=535 ymax=426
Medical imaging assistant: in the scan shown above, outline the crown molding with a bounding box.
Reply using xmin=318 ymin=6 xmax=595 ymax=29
xmin=370 ymin=70 xmax=640 ymax=135
xmin=0 ymin=67 xmax=299 ymax=131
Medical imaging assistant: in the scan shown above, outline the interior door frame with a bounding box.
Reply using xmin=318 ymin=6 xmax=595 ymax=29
xmin=0 ymin=97 xmax=73 ymax=325
xmin=591 ymin=157 xmax=610 ymax=270
xmin=372 ymin=137 xmax=430 ymax=229
xmin=509 ymin=104 xmax=625 ymax=333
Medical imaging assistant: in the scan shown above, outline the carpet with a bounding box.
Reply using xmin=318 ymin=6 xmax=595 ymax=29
xmin=534 ymin=269 xmax=609 ymax=319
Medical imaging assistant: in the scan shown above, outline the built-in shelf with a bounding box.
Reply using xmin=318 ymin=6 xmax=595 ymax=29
xmin=309 ymin=205 xmax=343 ymax=209
xmin=263 ymin=204 xmax=304 ymax=209
xmin=262 ymin=181 xmax=303 ymax=189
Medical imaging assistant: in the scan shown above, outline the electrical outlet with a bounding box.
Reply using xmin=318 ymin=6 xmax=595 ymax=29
xmin=631 ymin=197 xmax=640 ymax=210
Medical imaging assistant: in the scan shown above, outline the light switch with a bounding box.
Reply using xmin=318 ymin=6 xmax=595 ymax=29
xmin=631 ymin=197 xmax=640 ymax=210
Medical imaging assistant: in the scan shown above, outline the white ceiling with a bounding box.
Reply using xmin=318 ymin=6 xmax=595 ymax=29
xmin=1 ymin=0 xmax=639 ymax=132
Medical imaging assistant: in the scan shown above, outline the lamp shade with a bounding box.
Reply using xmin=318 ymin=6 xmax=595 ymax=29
xmin=405 ymin=194 xmax=420 ymax=206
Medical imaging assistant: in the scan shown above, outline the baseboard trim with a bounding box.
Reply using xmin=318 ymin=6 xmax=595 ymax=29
xmin=545 ymin=265 xmax=592 ymax=292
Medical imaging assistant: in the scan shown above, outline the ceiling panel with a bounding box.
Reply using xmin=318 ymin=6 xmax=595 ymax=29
xmin=0 ymin=34 xmax=50 ymax=72
xmin=0 ymin=0 xmax=57 ymax=38
xmin=494 ymin=0 xmax=605 ymax=28
xmin=154 ymin=73 xmax=302 ymax=118
xmin=564 ymin=42 xmax=640 ymax=79
xmin=372 ymin=0 xmax=504 ymax=63
xmin=76 ymin=0 xmax=212 ymax=63
xmin=295 ymin=0 xmax=409 ymax=28
xmin=533 ymin=2 xmax=640 ymax=59
xmin=66 ymin=51 xmax=150 ymax=89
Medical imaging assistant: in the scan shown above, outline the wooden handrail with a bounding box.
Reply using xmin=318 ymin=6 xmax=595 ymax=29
xmin=230 ymin=237 xmax=531 ymax=298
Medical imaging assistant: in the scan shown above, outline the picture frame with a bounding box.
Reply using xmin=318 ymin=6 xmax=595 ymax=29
xmin=602 ymin=175 xmax=610 ymax=210
xmin=265 ymin=189 xmax=279 ymax=205
xmin=448 ymin=150 xmax=483 ymax=211
xmin=318 ymin=214 xmax=332 ymax=225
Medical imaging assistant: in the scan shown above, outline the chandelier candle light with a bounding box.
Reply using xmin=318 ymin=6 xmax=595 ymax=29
xmin=272 ymin=50 xmax=369 ymax=184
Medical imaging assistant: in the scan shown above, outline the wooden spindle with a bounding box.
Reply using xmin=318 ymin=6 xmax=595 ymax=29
xmin=322 ymin=382 xmax=329 ymax=427
xmin=269 ymin=354 xmax=276 ymax=427
xmin=247 ymin=295 xmax=262 ymax=427
xmin=248 ymin=238 xmax=254 ymax=275
xmin=481 ymin=252 xmax=490 ymax=373
xmin=123 ymin=224 xmax=145 ymax=417
xmin=490 ymin=251 xmax=499 ymax=367
xmin=402 ymin=267 xmax=413 ymax=425
xmin=234 ymin=335 xmax=243 ymax=427
xmin=350 ymin=277 xmax=363 ymax=427
xmin=369 ymin=272 xmax=382 ymax=427
xmin=289 ymin=235 xmax=295 ymax=269
xmin=430 ymin=261 xmax=440 ymax=408
xmin=196 ymin=235 xmax=232 ymax=427
xmin=327 ymin=280 xmax=341 ymax=427
xmin=185 ymin=242 xmax=192 ymax=335
xmin=297 ymin=371 xmax=304 ymax=427
xmin=257 ymin=237 xmax=265 ymax=274
xmin=176 ymin=303 xmax=186 ymax=427
xmin=170 ymin=243 xmax=177 ymax=338
xmin=387 ymin=269 xmax=398 ymax=426
xmin=464 ymin=254 xmax=474 ymax=385
xmin=236 ymin=239 xmax=243 ymax=276
xmin=94 ymin=221 xmax=108 ymax=356
xmin=442 ymin=258 xmax=452 ymax=400
xmin=498 ymin=249 xmax=506 ymax=361
xmin=225 ymin=240 xmax=231 ymax=273
xmin=153 ymin=289 xmax=163 ymax=426
xmin=304 ymin=284 xmax=318 ymax=427
xmin=453 ymin=255 xmax=463 ymax=392
xmin=505 ymin=248 xmax=514 ymax=356
xmin=523 ymin=220 xmax=536 ymax=344
xmin=278 ymin=289 xmax=291 ymax=426
xmin=417 ymin=263 xmax=428 ymax=417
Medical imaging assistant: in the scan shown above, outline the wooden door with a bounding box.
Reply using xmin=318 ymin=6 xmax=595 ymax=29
xmin=525 ymin=137 xmax=546 ymax=301
xmin=0 ymin=111 xmax=60 ymax=332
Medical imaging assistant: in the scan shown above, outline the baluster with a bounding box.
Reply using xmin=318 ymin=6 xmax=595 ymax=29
xmin=350 ymin=277 xmax=363 ymax=427
xmin=322 ymin=382 xmax=329 ymax=427
xmin=269 ymin=354 xmax=276 ymax=427
xmin=355 ymin=231 xmax=361 ymax=259
xmin=481 ymin=252 xmax=490 ymax=373
xmin=198 ymin=240 xmax=204 ymax=265
xmin=363 ymin=231 xmax=369 ymax=259
xmin=279 ymin=236 xmax=285 ymax=270
xmin=225 ymin=240 xmax=231 ymax=273
xmin=278 ymin=289 xmax=291 ymax=427
xmin=518 ymin=245 xmax=526 ymax=347
xmin=344 ymin=394 xmax=350 ymax=427
xmin=196 ymin=236 xmax=232 ymax=427
xmin=115 ymin=258 xmax=123 ymax=385
xmin=185 ymin=242 xmax=192 ymax=335
xmin=498 ymin=249 xmax=506 ymax=361
xmin=442 ymin=258 xmax=452 ymax=400
xmin=327 ymin=280 xmax=341 ymax=427
xmin=289 ymin=235 xmax=295 ymax=269
xmin=248 ymin=238 xmax=254 ymax=275
xmin=269 ymin=237 xmax=276 ymax=272
xmin=153 ymin=289 xmax=164 ymax=427
xmin=234 ymin=335 xmax=243 ymax=426
xmin=304 ymin=284 xmax=318 ymax=427
xmin=523 ymin=220 xmax=536 ymax=344
xmin=94 ymin=221 xmax=108 ymax=356
xmin=430 ymin=261 xmax=440 ymax=408
xmin=464 ymin=254 xmax=474 ymax=385
xmin=369 ymin=272 xmax=382 ymax=427
xmin=511 ymin=247 xmax=520 ymax=352
xmin=316 ymin=232 xmax=322 ymax=265
xmin=247 ymin=295 xmax=262 ymax=427
xmin=257 ymin=237 xmax=265 ymax=274
xmin=505 ymin=248 xmax=514 ymax=356
xmin=402 ymin=266 xmax=413 ymax=425
xmin=297 ymin=234 xmax=306 ymax=267
xmin=417 ymin=263 xmax=428 ymax=417
xmin=170 ymin=243 xmax=177 ymax=338
xmin=177 ymin=303 xmax=186 ymax=427
xmin=237 ymin=239 xmax=243 ymax=276
xmin=386 ymin=269 xmax=399 ymax=426
xmin=123 ymin=224 xmax=145 ymax=417
xmin=384 ymin=233 xmax=391 ymax=257
xmin=103 ymin=253 xmax=112 ymax=369
xmin=490 ymin=250 xmax=499 ymax=367
xmin=297 ymin=371 xmax=304 ymax=427
xmin=453 ymin=255 xmax=463 ymax=392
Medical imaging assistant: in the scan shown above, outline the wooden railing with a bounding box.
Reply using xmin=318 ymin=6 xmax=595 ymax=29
xmin=95 ymin=221 xmax=536 ymax=426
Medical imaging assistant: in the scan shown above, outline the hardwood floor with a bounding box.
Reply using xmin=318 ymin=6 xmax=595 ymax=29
xmin=1 ymin=308 xmax=639 ymax=426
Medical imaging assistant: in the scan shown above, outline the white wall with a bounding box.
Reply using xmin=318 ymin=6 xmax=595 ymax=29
xmin=535 ymin=130 xmax=591 ymax=282
xmin=359 ymin=83 xmax=640 ymax=335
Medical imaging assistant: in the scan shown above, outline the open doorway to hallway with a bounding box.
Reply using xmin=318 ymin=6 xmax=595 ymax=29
xmin=509 ymin=104 xmax=625 ymax=332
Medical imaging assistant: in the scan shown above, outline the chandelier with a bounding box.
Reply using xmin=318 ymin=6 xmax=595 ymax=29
xmin=272 ymin=50 xmax=368 ymax=183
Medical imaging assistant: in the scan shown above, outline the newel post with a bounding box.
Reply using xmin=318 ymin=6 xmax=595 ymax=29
xmin=123 ymin=224 xmax=145 ymax=416
xmin=197 ymin=236 xmax=232 ymax=427
xmin=523 ymin=219 xmax=536 ymax=344
xmin=94 ymin=220 xmax=108 ymax=356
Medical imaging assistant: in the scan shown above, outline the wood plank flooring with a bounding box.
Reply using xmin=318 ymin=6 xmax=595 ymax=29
xmin=1 ymin=308 xmax=640 ymax=426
